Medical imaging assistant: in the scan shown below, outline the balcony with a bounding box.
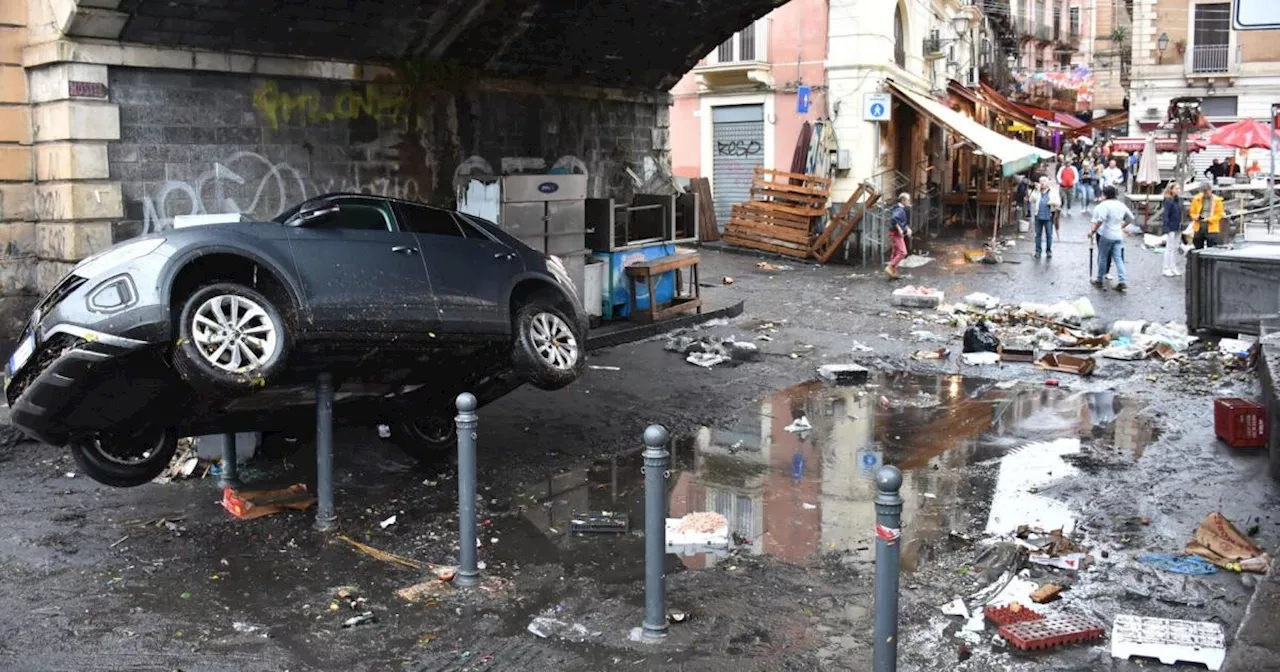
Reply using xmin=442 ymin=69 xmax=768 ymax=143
xmin=1059 ymin=30 xmax=1080 ymax=49
xmin=1035 ymin=25 xmax=1053 ymax=43
xmin=694 ymin=22 xmax=773 ymax=90
xmin=1187 ymin=44 xmax=1237 ymax=76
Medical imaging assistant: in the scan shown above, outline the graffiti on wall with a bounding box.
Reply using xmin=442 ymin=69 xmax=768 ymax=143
xmin=716 ymin=139 xmax=762 ymax=157
xmin=252 ymin=80 xmax=421 ymax=131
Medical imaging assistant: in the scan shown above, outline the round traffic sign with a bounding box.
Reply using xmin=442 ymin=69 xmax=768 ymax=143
xmin=870 ymin=103 xmax=885 ymax=118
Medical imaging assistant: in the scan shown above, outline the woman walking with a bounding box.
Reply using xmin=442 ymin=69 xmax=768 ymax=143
xmin=1162 ymin=183 xmax=1184 ymax=277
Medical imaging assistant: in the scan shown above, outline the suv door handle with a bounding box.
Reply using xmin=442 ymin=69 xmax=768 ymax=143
xmin=392 ymin=246 xmax=418 ymax=255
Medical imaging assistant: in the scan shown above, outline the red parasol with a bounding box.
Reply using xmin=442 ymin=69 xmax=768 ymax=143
xmin=1206 ymin=119 xmax=1279 ymax=150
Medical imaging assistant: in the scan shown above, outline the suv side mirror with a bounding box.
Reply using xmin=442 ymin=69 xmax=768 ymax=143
xmin=291 ymin=203 xmax=340 ymax=226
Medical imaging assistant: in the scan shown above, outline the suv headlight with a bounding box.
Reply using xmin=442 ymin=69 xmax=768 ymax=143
xmin=74 ymin=238 xmax=165 ymax=278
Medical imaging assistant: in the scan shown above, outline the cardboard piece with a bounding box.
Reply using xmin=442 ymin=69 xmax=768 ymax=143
xmin=1034 ymin=352 xmax=1096 ymax=376
xmin=1186 ymin=512 xmax=1270 ymax=573
xmin=221 ymin=484 xmax=315 ymax=520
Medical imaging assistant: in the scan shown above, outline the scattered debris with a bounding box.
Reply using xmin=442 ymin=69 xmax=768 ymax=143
xmin=1137 ymin=553 xmax=1220 ymax=575
xmin=898 ymin=254 xmax=934 ymax=269
xmin=527 ymin=616 xmax=600 ymax=641
xmin=220 ymin=484 xmax=315 ymax=520
xmin=940 ymin=598 xmax=970 ymax=619
xmin=998 ymin=614 xmax=1105 ymax=651
xmin=961 ymin=352 xmax=1001 ymax=366
xmin=984 ymin=603 xmax=1043 ymax=627
xmin=1186 ymin=512 xmax=1271 ymax=573
xmin=912 ymin=348 xmax=950 ymax=361
xmin=153 ymin=439 xmax=201 ymax=484
xmin=891 ymin=285 xmax=945 ymax=309
xmin=232 ymin=621 xmax=266 ymax=636
xmin=668 ymin=610 xmax=689 ymax=624
xmin=588 ymin=365 xmax=622 ymax=371
xmin=337 ymin=535 xmax=422 ymax=570
xmin=569 ymin=511 xmax=630 ymax=534
xmin=1028 ymin=553 xmax=1088 ymax=570
xmin=1034 ymin=353 xmax=1096 ymax=376
xmin=342 ymin=612 xmax=377 ymax=628
xmin=398 ymin=580 xmax=453 ymax=604
xmin=380 ymin=515 xmax=398 ymax=529
xmin=1111 ymin=615 xmax=1226 ymax=671
xmin=1029 ymin=584 xmax=1064 ymax=604
xmin=756 ymin=261 xmax=792 ymax=272
xmin=722 ymin=276 xmax=734 ymax=285
xmin=851 ymin=341 xmax=874 ymax=353
xmin=816 ymin=363 xmax=870 ymax=384
xmin=962 ymin=322 xmax=1000 ymax=353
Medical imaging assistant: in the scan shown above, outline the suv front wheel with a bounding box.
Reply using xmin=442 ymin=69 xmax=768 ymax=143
xmin=173 ymin=283 xmax=290 ymax=393
xmin=69 ymin=424 xmax=178 ymax=487
xmin=511 ymin=295 xmax=586 ymax=390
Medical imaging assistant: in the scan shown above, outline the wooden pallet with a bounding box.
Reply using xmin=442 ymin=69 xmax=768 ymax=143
xmin=810 ymin=183 xmax=880 ymax=264
xmin=721 ymin=166 xmax=832 ymax=260
xmin=721 ymin=234 xmax=813 ymax=258
xmin=730 ymin=203 xmax=812 ymax=230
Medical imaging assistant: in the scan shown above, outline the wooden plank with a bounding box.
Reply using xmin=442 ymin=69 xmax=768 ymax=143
xmin=624 ymin=253 xmax=700 ymax=276
xmin=730 ymin=209 xmax=813 ymax=232
xmin=722 ymin=234 xmax=813 ymax=259
xmin=725 ymin=219 xmax=814 ymax=244
xmin=753 ymin=166 xmax=833 ymax=188
xmin=690 ymin=178 xmax=720 ymax=242
xmin=749 ymin=191 xmax=827 ymax=210
xmin=722 ymin=228 xmax=813 ymax=251
xmin=732 ymin=203 xmax=814 ymax=227
xmin=749 ymin=180 xmax=831 ymax=198
xmin=746 ymin=199 xmax=827 ymax=218
xmin=811 ymin=187 xmax=881 ymax=264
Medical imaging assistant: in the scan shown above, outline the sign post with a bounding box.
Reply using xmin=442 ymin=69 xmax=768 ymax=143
xmin=865 ymin=92 xmax=892 ymax=193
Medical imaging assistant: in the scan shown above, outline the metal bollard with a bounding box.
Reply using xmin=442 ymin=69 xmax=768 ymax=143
xmin=218 ymin=431 xmax=242 ymax=490
xmin=454 ymin=393 xmax=480 ymax=588
xmin=873 ymin=465 xmax=904 ymax=672
xmin=640 ymin=424 xmax=670 ymax=641
xmin=313 ymin=372 xmax=337 ymax=532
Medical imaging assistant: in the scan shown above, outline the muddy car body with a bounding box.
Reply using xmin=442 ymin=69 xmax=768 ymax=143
xmin=4 ymin=193 xmax=587 ymax=486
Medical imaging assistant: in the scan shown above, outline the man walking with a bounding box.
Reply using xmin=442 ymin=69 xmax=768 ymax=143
xmin=1056 ymin=160 xmax=1078 ymax=212
xmin=1101 ymin=159 xmax=1124 ymax=193
xmin=1030 ymin=176 xmax=1061 ymax=259
xmin=885 ymin=193 xmax=911 ymax=279
xmin=1090 ymin=185 xmax=1135 ymax=292
xmin=1189 ymin=183 xmax=1225 ymax=248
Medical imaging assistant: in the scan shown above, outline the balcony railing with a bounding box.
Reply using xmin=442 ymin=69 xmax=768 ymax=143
xmin=1190 ymin=44 xmax=1231 ymax=74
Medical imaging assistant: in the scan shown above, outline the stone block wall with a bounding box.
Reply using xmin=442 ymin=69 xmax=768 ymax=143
xmin=108 ymin=68 xmax=669 ymax=241
xmin=0 ymin=3 xmax=34 ymax=340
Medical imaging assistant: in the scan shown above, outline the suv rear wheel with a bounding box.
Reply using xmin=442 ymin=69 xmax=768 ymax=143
xmin=392 ymin=414 xmax=457 ymax=464
xmin=69 ymin=424 xmax=178 ymax=487
xmin=511 ymin=295 xmax=585 ymax=390
xmin=174 ymin=283 xmax=290 ymax=394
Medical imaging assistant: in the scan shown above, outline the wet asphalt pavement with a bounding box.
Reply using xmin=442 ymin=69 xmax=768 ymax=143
xmin=0 ymin=208 xmax=1277 ymax=672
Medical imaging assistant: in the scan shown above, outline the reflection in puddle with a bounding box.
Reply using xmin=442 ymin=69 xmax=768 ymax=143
xmin=514 ymin=374 xmax=1157 ymax=576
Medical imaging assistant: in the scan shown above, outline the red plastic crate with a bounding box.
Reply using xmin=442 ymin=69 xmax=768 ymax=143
xmin=985 ymin=604 xmax=1045 ymax=627
xmin=998 ymin=614 xmax=1105 ymax=651
xmin=1214 ymin=397 xmax=1268 ymax=449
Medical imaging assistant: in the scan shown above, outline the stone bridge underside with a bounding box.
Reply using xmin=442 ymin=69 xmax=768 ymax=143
xmin=74 ymin=0 xmax=789 ymax=89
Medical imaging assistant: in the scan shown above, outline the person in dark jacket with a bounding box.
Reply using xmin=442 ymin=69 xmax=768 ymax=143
xmin=1161 ymin=182 xmax=1183 ymax=277
xmin=1014 ymin=174 xmax=1030 ymax=218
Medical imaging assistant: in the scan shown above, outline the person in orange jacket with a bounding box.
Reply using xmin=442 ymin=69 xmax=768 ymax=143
xmin=1188 ymin=183 xmax=1225 ymax=248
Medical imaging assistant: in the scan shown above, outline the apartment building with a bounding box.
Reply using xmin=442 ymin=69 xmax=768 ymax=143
xmin=1128 ymin=0 xmax=1280 ymax=167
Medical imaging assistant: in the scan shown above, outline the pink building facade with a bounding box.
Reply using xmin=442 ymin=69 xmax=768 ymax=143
xmin=669 ymin=0 xmax=829 ymax=226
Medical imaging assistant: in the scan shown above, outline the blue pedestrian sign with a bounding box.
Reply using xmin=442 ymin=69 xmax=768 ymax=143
xmin=797 ymin=85 xmax=811 ymax=114
xmin=857 ymin=449 xmax=883 ymax=477
xmin=864 ymin=93 xmax=892 ymax=122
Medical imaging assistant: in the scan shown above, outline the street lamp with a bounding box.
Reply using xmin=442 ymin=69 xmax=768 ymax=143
xmin=1157 ymin=32 xmax=1169 ymax=64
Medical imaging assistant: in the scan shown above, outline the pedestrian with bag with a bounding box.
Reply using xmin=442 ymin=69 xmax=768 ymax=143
xmin=1079 ymin=162 xmax=1096 ymax=210
xmin=1090 ymin=185 xmax=1134 ymax=292
xmin=1029 ymin=176 xmax=1061 ymax=259
xmin=1188 ymin=183 xmax=1225 ymax=249
xmin=1056 ymin=161 xmax=1078 ymax=212
xmin=885 ymin=193 xmax=911 ymax=279
xmin=1161 ymin=183 xmax=1184 ymax=277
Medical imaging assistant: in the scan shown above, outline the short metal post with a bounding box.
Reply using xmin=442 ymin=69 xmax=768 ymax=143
xmin=218 ymin=431 xmax=242 ymax=490
xmin=313 ymin=372 xmax=337 ymax=532
xmin=873 ymin=465 xmax=904 ymax=672
xmin=641 ymin=424 xmax=670 ymax=641
xmin=454 ymin=393 xmax=480 ymax=588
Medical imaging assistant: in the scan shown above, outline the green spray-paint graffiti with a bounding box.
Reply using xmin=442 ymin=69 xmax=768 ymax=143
xmin=252 ymin=81 xmax=423 ymax=130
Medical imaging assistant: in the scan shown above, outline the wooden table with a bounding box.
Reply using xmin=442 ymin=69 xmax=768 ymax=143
xmin=625 ymin=253 xmax=702 ymax=322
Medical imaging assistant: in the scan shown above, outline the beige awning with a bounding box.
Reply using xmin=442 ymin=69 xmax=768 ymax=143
xmin=887 ymin=81 xmax=1054 ymax=176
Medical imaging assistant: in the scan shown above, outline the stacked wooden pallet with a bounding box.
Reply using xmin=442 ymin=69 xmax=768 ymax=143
xmin=722 ymin=167 xmax=832 ymax=259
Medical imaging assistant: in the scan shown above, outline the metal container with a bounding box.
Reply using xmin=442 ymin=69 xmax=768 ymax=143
xmin=1187 ymin=245 xmax=1280 ymax=336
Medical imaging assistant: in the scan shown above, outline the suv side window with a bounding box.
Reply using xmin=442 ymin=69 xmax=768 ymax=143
xmin=306 ymin=199 xmax=394 ymax=231
xmin=395 ymin=203 xmax=474 ymax=238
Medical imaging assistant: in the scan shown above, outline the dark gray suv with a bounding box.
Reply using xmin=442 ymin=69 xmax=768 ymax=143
xmin=4 ymin=193 xmax=588 ymax=486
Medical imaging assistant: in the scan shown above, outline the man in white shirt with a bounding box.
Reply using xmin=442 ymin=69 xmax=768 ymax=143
xmin=1090 ymin=185 xmax=1135 ymax=292
xmin=1101 ymin=159 xmax=1124 ymax=193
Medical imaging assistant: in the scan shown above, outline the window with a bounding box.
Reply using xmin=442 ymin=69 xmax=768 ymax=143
xmin=1200 ymin=95 xmax=1238 ymax=117
xmin=304 ymin=199 xmax=393 ymax=231
xmin=1069 ymin=7 xmax=1080 ymax=36
xmin=893 ymin=5 xmax=906 ymax=68
xmin=1192 ymin=3 xmax=1232 ymax=73
xmin=1059 ymin=53 xmax=1071 ymax=68
xmin=717 ymin=24 xmax=757 ymax=63
xmin=395 ymin=203 xmax=468 ymax=237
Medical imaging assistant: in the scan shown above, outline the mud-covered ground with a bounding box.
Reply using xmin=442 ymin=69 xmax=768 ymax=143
xmin=1 ymin=209 xmax=1277 ymax=672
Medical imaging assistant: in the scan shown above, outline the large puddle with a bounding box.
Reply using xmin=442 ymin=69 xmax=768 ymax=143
xmin=494 ymin=374 xmax=1158 ymax=577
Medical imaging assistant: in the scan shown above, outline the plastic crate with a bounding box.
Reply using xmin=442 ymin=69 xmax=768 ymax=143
xmin=1214 ymin=397 xmax=1268 ymax=449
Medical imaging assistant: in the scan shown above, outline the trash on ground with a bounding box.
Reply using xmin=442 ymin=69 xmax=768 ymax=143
xmin=669 ymin=333 xmax=759 ymax=368
xmin=220 ymin=484 xmax=315 ymax=520
xmin=428 ymin=564 xmax=457 ymax=581
xmin=668 ymin=610 xmax=689 ymax=623
xmin=784 ymin=416 xmax=813 ymax=433
xmin=891 ymin=285 xmax=945 ymax=309
xmin=963 ymin=292 xmax=1001 ymax=310
xmin=984 ymin=603 xmax=1043 ymax=627
xmin=851 ymin=341 xmax=874 ymax=353
xmin=941 ymin=598 xmax=970 ymax=619
xmin=1029 ymin=584 xmax=1064 ymax=604
xmin=232 ymin=621 xmax=266 ymax=636
xmin=912 ymin=348 xmax=950 ymax=361
xmin=961 ymin=352 xmax=1001 ymax=366
xmin=687 ymin=352 xmax=728 ymax=368
xmin=817 ymin=363 xmax=870 ymax=384
xmin=342 ymin=612 xmax=377 ymax=628
xmin=588 ymin=365 xmax=621 ymax=371
xmin=912 ymin=329 xmax=943 ymax=342
xmin=1185 ymin=512 xmax=1271 ymax=573
xmin=380 ymin=515 xmax=398 ymax=529
xmin=721 ymin=276 xmax=734 ymax=285
xmin=337 ymin=535 xmax=422 ymax=570
xmin=963 ymin=322 xmax=1000 ymax=353
xmin=899 ymin=254 xmax=934 ymax=269
xmin=1111 ymin=614 xmax=1226 ymax=671
xmin=154 ymin=439 xmax=201 ymax=484
xmin=398 ymin=580 xmax=454 ymax=604
xmin=667 ymin=512 xmax=730 ymax=548
xmin=1137 ymin=553 xmax=1220 ymax=575
xmin=997 ymin=346 xmax=1035 ymax=363
xmin=1035 ymin=353 xmax=1096 ymax=376
xmin=1099 ymin=343 xmax=1152 ymax=360
xmin=998 ymin=613 xmax=1105 ymax=651
xmin=756 ymin=261 xmax=791 ymax=272
xmin=1028 ymin=552 xmax=1088 ymax=570
xmin=1214 ymin=397 xmax=1269 ymax=448
xmin=569 ymin=511 xmax=630 ymax=534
